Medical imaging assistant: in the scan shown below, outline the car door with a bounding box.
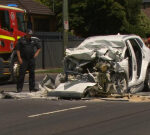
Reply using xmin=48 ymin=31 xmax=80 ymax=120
xmin=124 ymin=40 xmax=137 ymax=87
xmin=127 ymin=38 xmax=144 ymax=93
xmin=128 ymin=39 xmax=143 ymax=79
xmin=121 ymin=41 xmax=133 ymax=81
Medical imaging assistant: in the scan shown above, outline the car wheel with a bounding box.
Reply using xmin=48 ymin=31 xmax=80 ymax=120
xmin=110 ymin=73 xmax=128 ymax=94
xmin=144 ymin=67 xmax=150 ymax=91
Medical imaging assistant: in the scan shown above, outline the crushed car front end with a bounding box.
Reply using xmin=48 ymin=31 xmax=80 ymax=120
xmin=63 ymin=37 xmax=128 ymax=97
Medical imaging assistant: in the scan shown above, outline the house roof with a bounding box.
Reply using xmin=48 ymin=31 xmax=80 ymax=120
xmin=142 ymin=8 xmax=150 ymax=18
xmin=143 ymin=0 xmax=150 ymax=2
xmin=0 ymin=0 xmax=54 ymax=15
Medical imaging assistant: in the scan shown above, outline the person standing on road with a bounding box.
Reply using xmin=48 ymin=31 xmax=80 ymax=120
xmin=16 ymin=29 xmax=41 ymax=93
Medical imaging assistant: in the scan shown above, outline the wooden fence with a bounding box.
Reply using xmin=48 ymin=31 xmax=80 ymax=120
xmin=35 ymin=39 xmax=83 ymax=69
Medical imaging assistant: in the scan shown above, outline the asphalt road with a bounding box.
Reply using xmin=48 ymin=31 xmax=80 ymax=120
xmin=0 ymin=73 xmax=55 ymax=92
xmin=0 ymin=99 xmax=150 ymax=135
xmin=1 ymin=73 xmax=150 ymax=135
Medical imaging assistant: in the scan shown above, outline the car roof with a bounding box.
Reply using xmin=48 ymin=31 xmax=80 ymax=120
xmin=78 ymin=34 xmax=142 ymax=48
xmin=84 ymin=34 xmax=139 ymax=42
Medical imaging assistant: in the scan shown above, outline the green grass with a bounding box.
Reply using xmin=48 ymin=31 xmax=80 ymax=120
xmin=35 ymin=68 xmax=63 ymax=74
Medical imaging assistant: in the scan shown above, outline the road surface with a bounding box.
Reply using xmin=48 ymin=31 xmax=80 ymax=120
xmin=0 ymin=73 xmax=55 ymax=92
xmin=0 ymin=99 xmax=150 ymax=135
xmin=1 ymin=73 xmax=150 ymax=135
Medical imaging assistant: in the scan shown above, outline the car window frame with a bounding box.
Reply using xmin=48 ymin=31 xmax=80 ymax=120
xmin=127 ymin=38 xmax=143 ymax=79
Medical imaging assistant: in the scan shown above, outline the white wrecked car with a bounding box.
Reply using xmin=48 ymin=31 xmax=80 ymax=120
xmin=42 ymin=34 xmax=150 ymax=98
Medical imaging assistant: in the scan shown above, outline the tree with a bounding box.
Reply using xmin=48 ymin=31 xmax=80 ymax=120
xmin=35 ymin=0 xmax=148 ymax=37
xmin=82 ymin=0 xmax=127 ymax=36
xmin=68 ymin=0 xmax=128 ymax=37
xmin=137 ymin=11 xmax=150 ymax=37
xmin=35 ymin=0 xmax=51 ymax=7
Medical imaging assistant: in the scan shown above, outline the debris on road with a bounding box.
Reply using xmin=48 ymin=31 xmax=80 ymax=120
xmin=0 ymin=88 xmax=58 ymax=100
xmin=1 ymin=88 xmax=150 ymax=103
xmin=0 ymin=90 xmax=4 ymax=99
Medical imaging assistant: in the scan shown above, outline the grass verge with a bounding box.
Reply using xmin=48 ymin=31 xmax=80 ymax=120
xmin=35 ymin=68 xmax=63 ymax=74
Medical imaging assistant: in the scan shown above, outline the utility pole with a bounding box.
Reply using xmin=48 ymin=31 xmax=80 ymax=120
xmin=52 ymin=0 xmax=54 ymax=12
xmin=63 ymin=0 xmax=69 ymax=57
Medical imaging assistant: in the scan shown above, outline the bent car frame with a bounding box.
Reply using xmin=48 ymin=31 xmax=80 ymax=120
xmin=63 ymin=34 xmax=150 ymax=96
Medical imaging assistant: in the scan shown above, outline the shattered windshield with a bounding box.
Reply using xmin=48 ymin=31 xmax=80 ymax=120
xmin=111 ymin=41 xmax=125 ymax=48
xmin=83 ymin=40 xmax=111 ymax=49
xmin=78 ymin=39 xmax=125 ymax=49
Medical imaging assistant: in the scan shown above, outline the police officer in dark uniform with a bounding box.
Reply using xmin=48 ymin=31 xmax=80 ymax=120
xmin=16 ymin=29 xmax=41 ymax=92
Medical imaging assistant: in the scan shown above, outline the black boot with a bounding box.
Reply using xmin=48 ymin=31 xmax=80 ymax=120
xmin=29 ymin=88 xmax=39 ymax=92
xmin=16 ymin=89 xmax=22 ymax=93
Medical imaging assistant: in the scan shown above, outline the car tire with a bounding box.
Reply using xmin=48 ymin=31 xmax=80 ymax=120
xmin=144 ymin=67 xmax=150 ymax=91
xmin=110 ymin=73 xmax=128 ymax=94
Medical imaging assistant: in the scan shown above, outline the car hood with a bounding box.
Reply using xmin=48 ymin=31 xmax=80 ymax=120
xmin=66 ymin=42 xmax=123 ymax=61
